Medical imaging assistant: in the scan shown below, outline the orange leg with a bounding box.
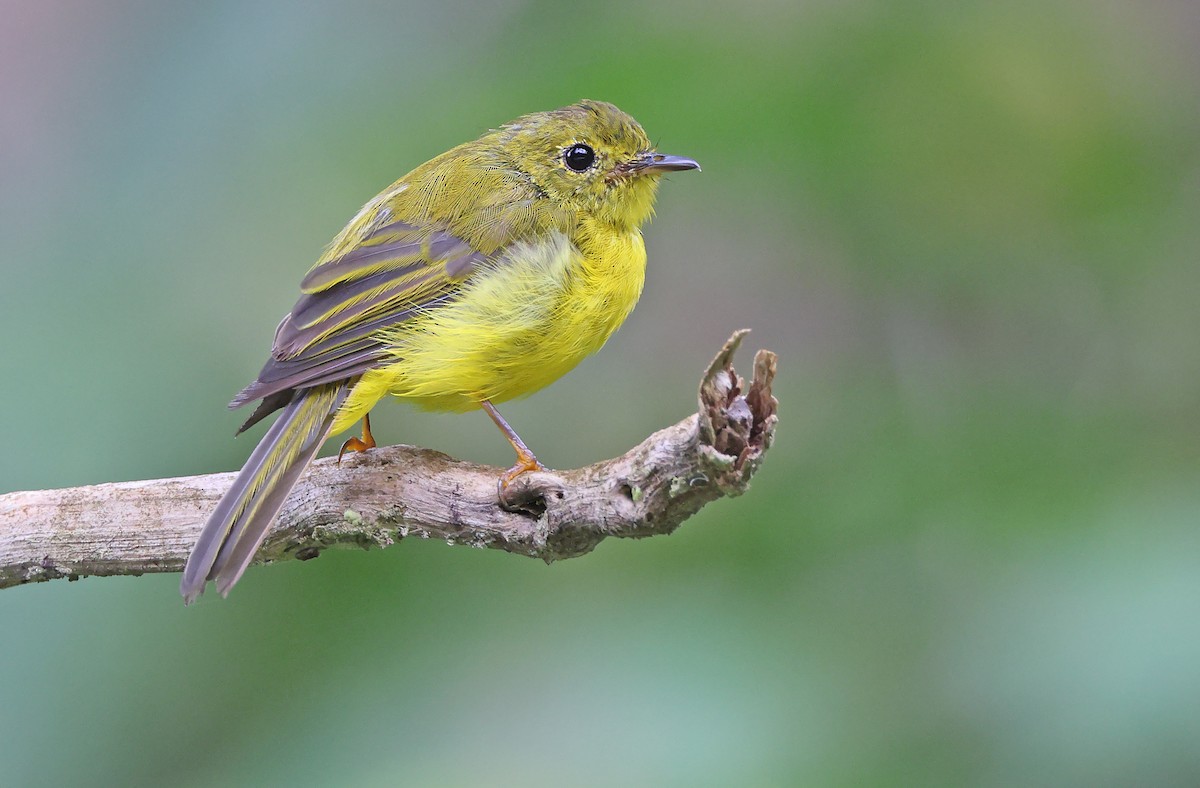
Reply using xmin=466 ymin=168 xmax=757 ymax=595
xmin=337 ymin=412 xmax=376 ymax=465
xmin=481 ymin=400 xmax=546 ymax=488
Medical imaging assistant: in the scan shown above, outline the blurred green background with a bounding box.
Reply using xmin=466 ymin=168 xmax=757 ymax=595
xmin=2 ymin=1 xmax=1198 ymax=785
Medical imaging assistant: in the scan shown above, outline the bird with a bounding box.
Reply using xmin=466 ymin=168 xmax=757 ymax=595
xmin=179 ymin=99 xmax=699 ymax=602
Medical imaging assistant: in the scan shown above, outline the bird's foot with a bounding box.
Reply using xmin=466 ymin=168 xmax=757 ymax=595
xmin=337 ymin=414 xmax=376 ymax=465
xmin=498 ymin=452 xmax=547 ymax=491
xmin=496 ymin=452 xmax=553 ymax=516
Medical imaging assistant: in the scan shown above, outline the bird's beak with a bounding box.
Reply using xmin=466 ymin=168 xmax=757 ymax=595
xmin=629 ymin=152 xmax=702 ymax=174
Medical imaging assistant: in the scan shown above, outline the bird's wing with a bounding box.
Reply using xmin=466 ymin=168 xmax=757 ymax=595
xmin=229 ymin=216 xmax=487 ymax=431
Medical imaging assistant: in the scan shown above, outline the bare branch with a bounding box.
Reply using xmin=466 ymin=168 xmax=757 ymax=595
xmin=0 ymin=332 xmax=777 ymax=590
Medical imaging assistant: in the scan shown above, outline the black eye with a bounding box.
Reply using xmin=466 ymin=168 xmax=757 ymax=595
xmin=563 ymin=143 xmax=596 ymax=172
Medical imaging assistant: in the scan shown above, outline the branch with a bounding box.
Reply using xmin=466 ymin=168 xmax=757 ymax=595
xmin=0 ymin=331 xmax=777 ymax=590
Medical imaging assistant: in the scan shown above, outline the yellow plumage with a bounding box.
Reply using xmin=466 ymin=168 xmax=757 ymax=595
xmin=180 ymin=100 xmax=698 ymax=601
xmin=337 ymin=222 xmax=645 ymax=423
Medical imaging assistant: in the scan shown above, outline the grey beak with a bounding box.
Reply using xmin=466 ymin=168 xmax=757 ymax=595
xmin=632 ymin=152 xmax=702 ymax=173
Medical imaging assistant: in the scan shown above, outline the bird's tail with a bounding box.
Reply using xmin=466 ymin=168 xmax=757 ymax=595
xmin=180 ymin=383 xmax=349 ymax=603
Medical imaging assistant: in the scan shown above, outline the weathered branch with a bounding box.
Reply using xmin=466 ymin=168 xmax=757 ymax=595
xmin=0 ymin=331 xmax=777 ymax=590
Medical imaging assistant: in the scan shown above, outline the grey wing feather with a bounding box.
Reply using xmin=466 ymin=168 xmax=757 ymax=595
xmin=226 ymin=222 xmax=484 ymax=432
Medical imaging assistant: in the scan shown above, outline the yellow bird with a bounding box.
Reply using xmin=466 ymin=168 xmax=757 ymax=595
xmin=180 ymin=100 xmax=699 ymax=602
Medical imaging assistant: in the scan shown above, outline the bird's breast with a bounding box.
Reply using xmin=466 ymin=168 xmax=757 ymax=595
xmin=373 ymin=227 xmax=647 ymax=411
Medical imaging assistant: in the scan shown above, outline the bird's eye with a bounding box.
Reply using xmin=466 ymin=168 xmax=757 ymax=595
xmin=563 ymin=144 xmax=596 ymax=172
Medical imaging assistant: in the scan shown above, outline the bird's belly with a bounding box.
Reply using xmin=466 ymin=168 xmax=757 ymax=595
xmin=348 ymin=229 xmax=646 ymax=417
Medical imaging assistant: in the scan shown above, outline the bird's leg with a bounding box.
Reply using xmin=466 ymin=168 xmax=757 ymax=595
xmin=337 ymin=412 xmax=376 ymax=464
xmin=481 ymin=400 xmax=546 ymax=489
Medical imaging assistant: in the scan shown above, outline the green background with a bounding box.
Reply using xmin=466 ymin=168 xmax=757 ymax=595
xmin=2 ymin=1 xmax=1198 ymax=785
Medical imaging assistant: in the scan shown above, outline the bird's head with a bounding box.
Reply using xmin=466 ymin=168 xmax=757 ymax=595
xmin=498 ymin=100 xmax=699 ymax=230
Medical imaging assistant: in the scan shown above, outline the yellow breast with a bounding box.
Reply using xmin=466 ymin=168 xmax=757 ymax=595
xmin=332 ymin=222 xmax=646 ymax=429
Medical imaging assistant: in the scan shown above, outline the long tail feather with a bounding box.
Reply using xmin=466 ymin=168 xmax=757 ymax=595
xmin=180 ymin=384 xmax=349 ymax=603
